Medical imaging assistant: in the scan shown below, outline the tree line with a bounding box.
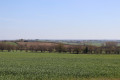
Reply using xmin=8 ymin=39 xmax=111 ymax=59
xmin=0 ymin=42 xmax=120 ymax=54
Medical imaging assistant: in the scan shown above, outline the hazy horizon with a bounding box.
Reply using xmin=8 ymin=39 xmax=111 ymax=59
xmin=1 ymin=38 xmax=120 ymax=41
xmin=0 ymin=0 xmax=120 ymax=40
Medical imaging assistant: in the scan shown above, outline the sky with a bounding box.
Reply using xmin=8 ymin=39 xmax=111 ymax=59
xmin=0 ymin=0 xmax=120 ymax=40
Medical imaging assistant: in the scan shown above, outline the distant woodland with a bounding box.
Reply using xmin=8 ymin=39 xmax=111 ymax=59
xmin=0 ymin=40 xmax=120 ymax=54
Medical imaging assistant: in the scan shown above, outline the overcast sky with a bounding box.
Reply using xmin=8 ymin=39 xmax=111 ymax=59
xmin=0 ymin=0 xmax=120 ymax=40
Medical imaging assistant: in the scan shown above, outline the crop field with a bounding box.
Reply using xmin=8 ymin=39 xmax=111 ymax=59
xmin=0 ymin=52 xmax=120 ymax=80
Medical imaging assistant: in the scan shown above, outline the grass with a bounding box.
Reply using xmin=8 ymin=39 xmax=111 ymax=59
xmin=2 ymin=42 xmax=17 ymax=46
xmin=0 ymin=52 xmax=120 ymax=80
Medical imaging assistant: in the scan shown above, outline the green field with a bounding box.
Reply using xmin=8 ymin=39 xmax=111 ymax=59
xmin=0 ymin=52 xmax=120 ymax=80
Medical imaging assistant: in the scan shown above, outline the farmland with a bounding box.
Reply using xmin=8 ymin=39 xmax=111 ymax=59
xmin=0 ymin=52 xmax=120 ymax=80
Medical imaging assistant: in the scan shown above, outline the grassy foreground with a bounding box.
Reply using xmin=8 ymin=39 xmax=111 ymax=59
xmin=0 ymin=52 xmax=120 ymax=80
